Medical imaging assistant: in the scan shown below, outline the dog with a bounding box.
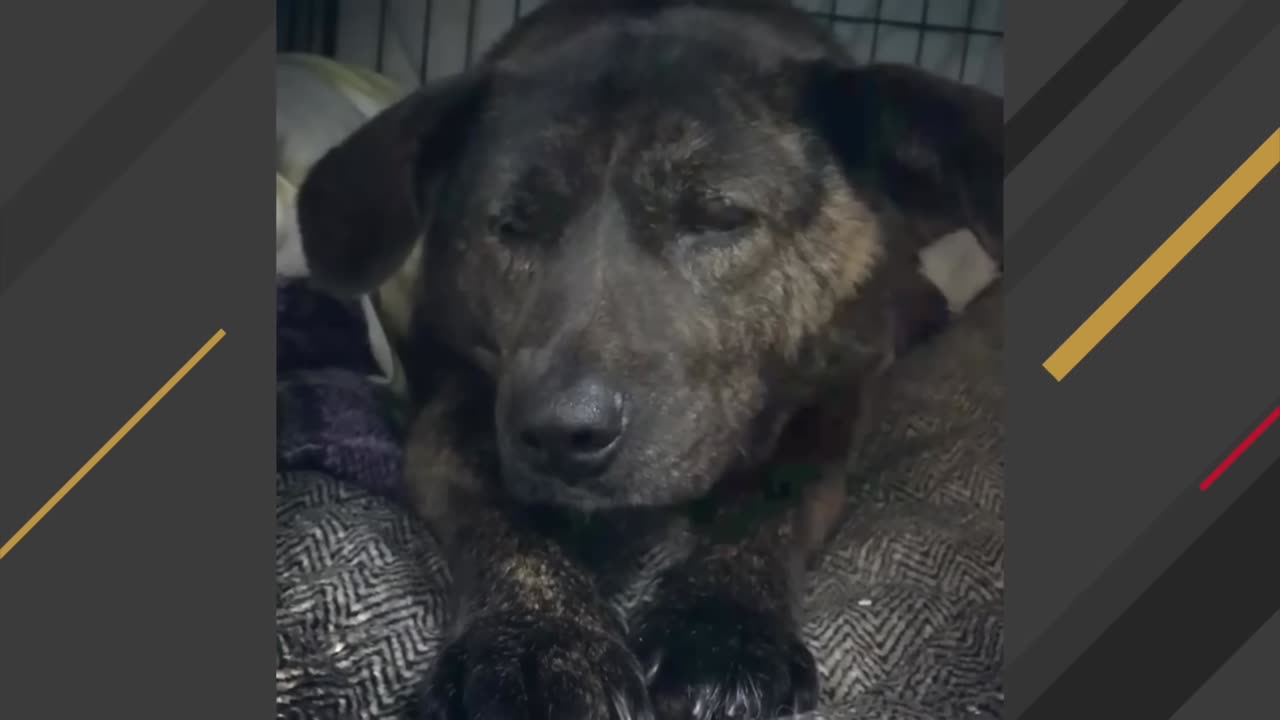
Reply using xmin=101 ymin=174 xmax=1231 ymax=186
xmin=297 ymin=1 xmax=1002 ymax=717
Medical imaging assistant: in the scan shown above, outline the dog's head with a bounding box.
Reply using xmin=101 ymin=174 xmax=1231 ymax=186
xmin=298 ymin=10 xmax=1001 ymax=511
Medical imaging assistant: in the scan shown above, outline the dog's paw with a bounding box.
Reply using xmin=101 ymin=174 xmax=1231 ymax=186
xmin=418 ymin=612 xmax=655 ymax=720
xmin=631 ymin=598 xmax=818 ymax=720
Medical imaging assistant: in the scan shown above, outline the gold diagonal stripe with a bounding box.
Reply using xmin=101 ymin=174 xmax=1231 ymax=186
xmin=0 ymin=329 xmax=226 ymax=561
xmin=1044 ymin=127 xmax=1280 ymax=381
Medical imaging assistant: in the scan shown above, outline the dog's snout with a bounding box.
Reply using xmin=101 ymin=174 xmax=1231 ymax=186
xmin=511 ymin=374 xmax=626 ymax=480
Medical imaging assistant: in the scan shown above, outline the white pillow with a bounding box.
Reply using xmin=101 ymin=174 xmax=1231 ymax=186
xmin=276 ymin=54 xmax=409 ymax=394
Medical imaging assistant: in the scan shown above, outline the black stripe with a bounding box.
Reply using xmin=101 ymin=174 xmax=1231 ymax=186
xmin=1019 ymin=445 xmax=1280 ymax=719
xmin=464 ymin=0 xmax=480 ymax=68
xmin=959 ymin=0 xmax=977 ymax=82
xmin=321 ymin=0 xmax=339 ymax=58
xmin=374 ymin=0 xmax=388 ymax=73
xmin=914 ymin=0 xmax=931 ymax=67
xmin=1006 ymin=0 xmax=1277 ymax=286
xmin=419 ymin=0 xmax=435 ymax=82
xmin=0 ymin=1 xmax=267 ymax=295
xmin=868 ymin=0 xmax=885 ymax=62
xmin=1005 ymin=0 xmax=1183 ymax=176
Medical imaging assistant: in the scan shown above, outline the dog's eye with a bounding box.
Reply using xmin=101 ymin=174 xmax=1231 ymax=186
xmin=684 ymin=196 xmax=757 ymax=234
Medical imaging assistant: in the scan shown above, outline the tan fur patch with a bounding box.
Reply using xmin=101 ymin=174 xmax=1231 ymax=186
xmin=823 ymin=172 xmax=884 ymax=305
xmin=775 ymin=167 xmax=882 ymax=360
xmin=403 ymin=383 xmax=484 ymax=540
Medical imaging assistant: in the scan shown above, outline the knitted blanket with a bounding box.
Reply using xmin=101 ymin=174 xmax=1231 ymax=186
xmin=274 ymin=277 xmax=1005 ymax=719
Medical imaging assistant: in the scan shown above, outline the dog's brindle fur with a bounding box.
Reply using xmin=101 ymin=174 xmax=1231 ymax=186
xmin=298 ymin=1 xmax=1002 ymax=718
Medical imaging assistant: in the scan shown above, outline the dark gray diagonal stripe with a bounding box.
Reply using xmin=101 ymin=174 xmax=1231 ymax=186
xmin=0 ymin=0 xmax=268 ymax=296
xmin=1016 ymin=417 xmax=1280 ymax=720
xmin=1006 ymin=0 xmax=1279 ymax=286
xmin=1006 ymin=392 xmax=1280 ymax=715
xmin=1005 ymin=0 xmax=1184 ymax=176
xmin=1170 ymin=608 xmax=1280 ymax=720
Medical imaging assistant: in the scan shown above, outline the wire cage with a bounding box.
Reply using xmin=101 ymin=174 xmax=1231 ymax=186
xmin=278 ymin=0 xmax=1005 ymax=95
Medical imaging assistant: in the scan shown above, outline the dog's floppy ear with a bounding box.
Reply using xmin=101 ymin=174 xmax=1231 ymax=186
xmin=803 ymin=62 xmax=1003 ymax=266
xmin=297 ymin=72 xmax=490 ymax=296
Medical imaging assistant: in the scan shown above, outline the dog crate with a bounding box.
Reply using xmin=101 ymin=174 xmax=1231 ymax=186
xmin=277 ymin=0 xmax=1005 ymax=95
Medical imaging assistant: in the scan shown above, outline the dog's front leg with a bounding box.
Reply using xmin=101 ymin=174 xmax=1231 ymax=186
xmin=405 ymin=397 xmax=654 ymax=720
xmin=419 ymin=501 xmax=655 ymax=720
xmin=629 ymin=491 xmax=822 ymax=720
xmin=627 ymin=386 xmax=872 ymax=720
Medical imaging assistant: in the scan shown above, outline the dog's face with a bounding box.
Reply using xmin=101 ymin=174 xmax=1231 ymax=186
xmin=298 ymin=17 xmax=1001 ymax=511
xmin=420 ymin=47 xmax=885 ymax=509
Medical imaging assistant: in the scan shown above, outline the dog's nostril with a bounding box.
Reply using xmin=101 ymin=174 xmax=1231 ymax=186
xmin=569 ymin=428 xmax=609 ymax=452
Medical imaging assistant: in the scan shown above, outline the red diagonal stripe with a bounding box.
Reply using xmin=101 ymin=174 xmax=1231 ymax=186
xmin=1201 ymin=405 xmax=1280 ymax=491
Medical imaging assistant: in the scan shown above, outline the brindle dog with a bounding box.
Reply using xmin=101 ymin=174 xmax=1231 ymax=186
xmin=297 ymin=1 xmax=1002 ymax=718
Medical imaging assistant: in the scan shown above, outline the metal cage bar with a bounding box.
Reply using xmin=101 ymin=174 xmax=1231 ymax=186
xmin=277 ymin=0 xmax=1004 ymax=93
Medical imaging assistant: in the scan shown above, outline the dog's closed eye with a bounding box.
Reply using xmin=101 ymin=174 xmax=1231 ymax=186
xmin=488 ymin=201 xmax=540 ymax=243
xmin=681 ymin=195 xmax=758 ymax=235
xmin=489 ymin=211 xmax=530 ymax=240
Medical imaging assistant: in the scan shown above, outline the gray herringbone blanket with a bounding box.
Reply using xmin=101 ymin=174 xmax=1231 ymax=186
xmin=275 ymin=278 xmax=1005 ymax=719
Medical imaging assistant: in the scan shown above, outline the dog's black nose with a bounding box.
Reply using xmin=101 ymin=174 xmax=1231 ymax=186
xmin=512 ymin=375 xmax=626 ymax=479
